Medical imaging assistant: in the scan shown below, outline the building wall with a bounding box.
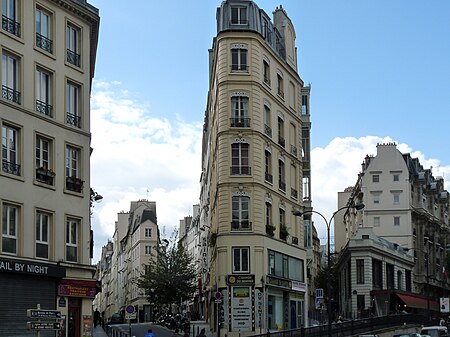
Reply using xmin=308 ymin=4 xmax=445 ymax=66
xmin=0 ymin=1 xmax=99 ymax=336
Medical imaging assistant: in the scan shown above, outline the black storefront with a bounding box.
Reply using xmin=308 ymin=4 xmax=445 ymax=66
xmin=0 ymin=257 xmax=65 ymax=336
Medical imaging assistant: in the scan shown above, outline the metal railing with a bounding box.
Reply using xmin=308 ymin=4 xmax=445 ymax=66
xmin=36 ymin=100 xmax=53 ymax=117
xmin=2 ymin=85 xmax=21 ymax=104
xmin=36 ymin=33 xmax=53 ymax=53
xmin=67 ymin=112 xmax=81 ymax=128
xmin=67 ymin=49 xmax=81 ymax=67
xmin=2 ymin=15 xmax=20 ymax=37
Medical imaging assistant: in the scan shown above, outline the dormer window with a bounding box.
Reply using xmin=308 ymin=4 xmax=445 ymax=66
xmin=231 ymin=6 xmax=247 ymax=25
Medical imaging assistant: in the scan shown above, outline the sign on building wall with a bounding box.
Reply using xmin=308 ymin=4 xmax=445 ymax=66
xmin=440 ymin=298 xmax=449 ymax=313
xmin=255 ymin=289 xmax=264 ymax=329
xmin=231 ymin=286 xmax=252 ymax=331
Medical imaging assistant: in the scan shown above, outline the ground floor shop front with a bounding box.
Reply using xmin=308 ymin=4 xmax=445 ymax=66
xmin=0 ymin=257 xmax=97 ymax=337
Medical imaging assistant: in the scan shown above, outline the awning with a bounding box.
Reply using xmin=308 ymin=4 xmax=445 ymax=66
xmin=396 ymin=293 xmax=439 ymax=311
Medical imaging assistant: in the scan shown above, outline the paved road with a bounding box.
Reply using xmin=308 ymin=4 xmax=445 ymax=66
xmin=108 ymin=322 xmax=181 ymax=337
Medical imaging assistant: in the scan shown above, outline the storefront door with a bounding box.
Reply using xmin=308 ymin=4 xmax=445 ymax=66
xmin=68 ymin=297 xmax=81 ymax=337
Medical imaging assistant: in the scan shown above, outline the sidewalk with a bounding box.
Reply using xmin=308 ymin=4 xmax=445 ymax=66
xmin=190 ymin=321 xmax=213 ymax=337
xmin=93 ymin=325 xmax=108 ymax=337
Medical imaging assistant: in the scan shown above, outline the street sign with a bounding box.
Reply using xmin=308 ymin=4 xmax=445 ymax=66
xmin=27 ymin=309 xmax=61 ymax=319
xmin=125 ymin=305 xmax=136 ymax=320
xmin=27 ymin=321 xmax=61 ymax=330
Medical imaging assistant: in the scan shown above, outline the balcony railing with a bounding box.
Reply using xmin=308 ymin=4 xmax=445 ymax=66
xmin=291 ymin=188 xmax=298 ymax=199
xmin=2 ymin=85 xmax=20 ymax=104
xmin=36 ymin=167 xmax=55 ymax=185
xmin=278 ymin=136 xmax=285 ymax=147
xmin=263 ymin=76 xmax=271 ymax=86
xmin=230 ymin=166 xmax=251 ymax=175
xmin=2 ymin=15 xmax=20 ymax=37
xmin=231 ymin=64 xmax=248 ymax=72
xmin=67 ymin=112 xmax=81 ymax=128
xmin=231 ymin=220 xmax=252 ymax=231
xmin=36 ymin=33 xmax=53 ymax=53
xmin=2 ymin=160 xmax=20 ymax=176
xmin=67 ymin=49 xmax=81 ymax=67
xmin=264 ymin=124 xmax=272 ymax=137
xmin=66 ymin=176 xmax=84 ymax=193
xmin=291 ymin=144 xmax=297 ymax=157
xmin=230 ymin=117 xmax=250 ymax=127
xmin=265 ymin=172 xmax=273 ymax=183
xmin=277 ymin=89 xmax=284 ymax=98
xmin=279 ymin=180 xmax=286 ymax=192
xmin=36 ymin=100 xmax=53 ymax=117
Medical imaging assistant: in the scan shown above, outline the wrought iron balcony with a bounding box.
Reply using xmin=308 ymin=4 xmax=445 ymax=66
xmin=36 ymin=33 xmax=53 ymax=53
xmin=277 ymin=89 xmax=284 ymax=98
xmin=263 ymin=76 xmax=271 ymax=86
xmin=67 ymin=112 xmax=81 ymax=128
xmin=36 ymin=100 xmax=53 ymax=117
xmin=264 ymin=124 xmax=272 ymax=137
xmin=291 ymin=188 xmax=298 ymax=199
xmin=2 ymin=85 xmax=20 ymax=104
xmin=265 ymin=172 xmax=273 ymax=183
xmin=278 ymin=136 xmax=285 ymax=147
xmin=2 ymin=15 xmax=20 ymax=37
xmin=291 ymin=144 xmax=297 ymax=157
xmin=279 ymin=180 xmax=286 ymax=192
xmin=36 ymin=167 xmax=55 ymax=185
xmin=230 ymin=117 xmax=250 ymax=127
xmin=231 ymin=220 xmax=252 ymax=231
xmin=2 ymin=160 xmax=20 ymax=176
xmin=66 ymin=176 xmax=84 ymax=193
xmin=231 ymin=64 xmax=248 ymax=72
xmin=230 ymin=166 xmax=251 ymax=175
xmin=67 ymin=49 xmax=81 ymax=67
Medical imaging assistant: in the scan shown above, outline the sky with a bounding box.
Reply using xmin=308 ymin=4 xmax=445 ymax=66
xmin=87 ymin=0 xmax=450 ymax=262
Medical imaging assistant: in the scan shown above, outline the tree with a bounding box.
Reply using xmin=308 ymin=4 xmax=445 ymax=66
xmin=136 ymin=240 xmax=197 ymax=311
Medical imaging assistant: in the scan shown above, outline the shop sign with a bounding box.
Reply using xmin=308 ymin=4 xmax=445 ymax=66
xmin=226 ymin=274 xmax=255 ymax=285
xmin=58 ymin=280 xmax=98 ymax=298
xmin=0 ymin=257 xmax=65 ymax=277
xmin=231 ymin=286 xmax=252 ymax=331
xmin=266 ymin=276 xmax=291 ymax=289
xmin=291 ymin=281 xmax=306 ymax=292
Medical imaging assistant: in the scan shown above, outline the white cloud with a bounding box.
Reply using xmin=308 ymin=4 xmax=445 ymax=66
xmin=89 ymin=81 xmax=450 ymax=262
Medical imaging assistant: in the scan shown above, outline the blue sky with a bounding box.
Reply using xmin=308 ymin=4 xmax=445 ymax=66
xmin=87 ymin=0 xmax=450 ymax=261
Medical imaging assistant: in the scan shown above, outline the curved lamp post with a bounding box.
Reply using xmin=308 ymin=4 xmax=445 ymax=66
xmin=293 ymin=203 xmax=365 ymax=337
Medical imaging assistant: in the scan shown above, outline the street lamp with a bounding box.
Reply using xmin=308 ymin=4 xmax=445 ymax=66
xmin=293 ymin=203 xmax=365 ymax=337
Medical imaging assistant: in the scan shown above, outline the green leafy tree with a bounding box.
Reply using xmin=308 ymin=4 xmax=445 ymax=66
xmin=136 ymin=240 xmax=197 ymax=311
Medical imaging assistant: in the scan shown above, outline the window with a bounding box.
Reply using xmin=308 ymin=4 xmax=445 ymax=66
xmin=2 ymin=52 xmax=20 ymax=104
xmin=289 ymin=123 xmax=297 ymax=156
xmin=36 ymin=211 xmax=50 ymax=259
xmin=372 ymin=174 xmax=380 ymax=183
xmin=35 ymin=7 xmax=52 ymax=53
xmin=277 ymin=74 xmax=284 ymax=98
xmin=290 ymin=164 xmax=298 ymax=198
xmin=372 ymin=192 xmax=381 ymax=204
xmin=65 ymin=145 xmax=83 ymax=193
xmin=372 ymin=259 xmax=382 ymax=289
xmin=231 ymin=6 xmax=247 ymax=25
xmin=145 ymin=228 xmax=152 ymax=238
xmin=66 ymin=23 xmax=80 ymax=67
xmin=36 ymin=68 xmax=52 ymax=117
xmin=263 ymin=60 xmax=270 ymax=85
xmin=66 ymin=218 xmax=78 ymax=262
xmin=264 ymin=105 xmax=272 ymax=137
xmin=394 ymin=216 xmax=400 ymax=226
xmin=357 ymin=295 xmax=365 ymax=312
xmin=2 ymin=0 xmax=20 ymax=36
xmin=386 ymin=263 xmax=394 ymax=289
xmin=231 ymin=195 xmax=250 ymax=230
xmin=265 ymin=202 xmax=272 ymax=227
xmin=66 ymin=81 xmax=81 ymax=128
xmin=405 ymin=270 xmax=412 ymax=292
xmin=233 ymin=247 xmax=249 ymax=272
xmin=301 ymin=95 xmax=308 ymax=115
xmin=393 ymin=193 xmax=400 ymax=204
xmin=277 ymin=116 xmax=285 ymax=147
xmin=2 ymin=203 xmax=18 ymax=254
xmin=268 ymin=250 xmax=304 ymax=281
xmin=397 ymin=270 xmax=402 ymax=290
xmin=145 ymin=245 xmax=151 ymax=255
xmin=230 ymin=95 xmax=249 ymax=127
xmin=264 ymin=150 xmax=272 ymax=183
xmin=356 ymin=259 xmax=365 ymax=284
xmin=373 ymin=216 xmax=380 ymax=227
xmin=36 ymin=135 xmax=54 ymax=185
xmin=2 ymin=123 xmax=20 ymax=176
xmin=289 ymin=81 xmax=295 ymax=109
xmin=393 ymin=174 xmax=400 ymax=182
xmin=231 ymin=47 xmax=247 ymax=71
xmin=278 ymin=159 xmax=285 ymax=191
xmin=231 ymin=143 xmax=250 ymax=175
xmin=303 ymin=175 xmax=310 ymax=200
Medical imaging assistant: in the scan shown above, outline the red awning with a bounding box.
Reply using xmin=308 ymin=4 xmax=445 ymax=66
xmin=397 ymin=293 xmax=439 ymax=311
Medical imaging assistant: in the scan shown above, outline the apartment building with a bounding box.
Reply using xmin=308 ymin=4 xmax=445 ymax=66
xmin=1 ymin=0 xmax=99 ymax=336
xmin=336 ymin=143 xmax=450 ymax=316
xmin=199 ymin=1 xmax=311 ymax=335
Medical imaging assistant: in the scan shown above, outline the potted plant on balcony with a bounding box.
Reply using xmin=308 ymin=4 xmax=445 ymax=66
xmin=279 ymin=224 xmax=289 ymax=241
xmin=36 ymin=167 xmax=56 ymax=184
xmin=266 ymin=224 xmax=276 ymax=236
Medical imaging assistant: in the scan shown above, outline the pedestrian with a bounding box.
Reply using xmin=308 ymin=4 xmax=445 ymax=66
xmin=145 ymin=328 xmax=156 ymax=337
xmin=197 ymin=328 xmax=206 ymax=337
xmin=94 ymin=309 xmax=100 ymax=327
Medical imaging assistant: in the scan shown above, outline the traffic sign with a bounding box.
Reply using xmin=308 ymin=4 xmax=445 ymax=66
xmin=27 ymin=321 xmax=61 ymax=330
xmin=125 ymin=305 xmax=136 ymax=320
xmin=27 ymin=309 xmax=61 ymax=319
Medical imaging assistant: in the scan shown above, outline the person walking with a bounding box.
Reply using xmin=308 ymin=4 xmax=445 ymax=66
xmin=196 ymin=328 xmax=206 ymax=337
xmin=145 ymin=328 xmax=156 ymax=337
